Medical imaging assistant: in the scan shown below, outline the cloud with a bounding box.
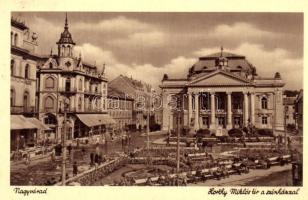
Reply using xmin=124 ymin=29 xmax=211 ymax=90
xmin=75 ymin=43 xmax=118 ymax=66
xmin=207 ymin=22 xmax=279 ymax=42
xmin=29 ymin=17 xmax=63 ymax=54
xmin=75 ymin=42 xmax=302 ymax=90
xmin=73 ymin=16 xmax=152 ymax=34
xmin=74 ymin=43 xmax=195 ymax=89
xmin=109 ymin=31 xmax=166 ymax=48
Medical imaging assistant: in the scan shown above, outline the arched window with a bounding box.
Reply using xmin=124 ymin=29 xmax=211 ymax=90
xmin=23 ymin=91 xmax=29 ymax=112
xmin=25 ymin=64 xmax=30 ymax=79
xmin=11 ymin=59 xmax=15 ymax=76
xmin=45 ymin=77 xmax=55 ymax=89
xmin=261 ymin=97 xmax=268 ymax=109
xmin=78 ymin=97 xmax=82 ymax=110
xmin=79 ymin=78 xmax=83 ymax=91
xmin=61 ymin=45 xmax=65 ymax=56
xmin=10 ymin=89 xmax=15 ymax=106
xmin=44 ymin=113 xmax=57 ymax=125
xmin=65 ymin=78 xmax=71 ymax=92
xmin=14 ymin=33 xmax=18 ymax=46
xmin=45 ymin=96 xmax=54 ymax=112
xmin=49 ymin=63 xmax=53 ymax=69
xmin=11 ymin=32 xmax=13 ymax=45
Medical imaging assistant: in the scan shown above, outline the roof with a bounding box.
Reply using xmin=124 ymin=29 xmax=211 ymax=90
xmin=27 ymin=118 xmax=51 ymax=130
xmin=11 ymin=115 xmax=38 ymax=130
xmin=108 ymin=87 xmax=134 ymax=100
xmin=200 ymin=51 xmax=245 ymax=59
xmin=192 ymin=53 xmax=254 ymax=73
xmin=76 ymin=114 xmax=116 ymax=127
xmin=11 ymin=18 xmax=28 ymax=30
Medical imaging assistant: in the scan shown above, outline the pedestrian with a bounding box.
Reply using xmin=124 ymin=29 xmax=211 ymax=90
xmin=128 ymin=134 xmax=131 ymax=145
xmin=121 ymin=136 xmax=124 ymax=150
xmin=166 ymin=135 xmax=170 ymax=146
xmin=73 ymin=161 xmax=78 ymax=176
xmin=67 ymin=144 xmax=72 ymax=156
xmin=25 ymin=152 xmax=31 ymax=165
xmin=81 ymin=146 xmax=86 ymax=157
xmin=76 ymin=138 xmax=80 ymax=149
xmin=51 ymin=149 xmax=55 ymax=162
xmin=90 ymin=152 xmax=94 ymax=166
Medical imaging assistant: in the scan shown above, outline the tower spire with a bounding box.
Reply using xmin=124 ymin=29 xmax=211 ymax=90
xmin=220 ymin=46 xmax=224 ymax=57
xmin=65 ymin=12 xmax=68 ymax=29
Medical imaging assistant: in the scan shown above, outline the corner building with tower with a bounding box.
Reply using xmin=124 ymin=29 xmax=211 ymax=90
xmin=160 ymin=49 xmax=285 ymax=136
xmin=36 ymin=15 xmax=113 ymax=141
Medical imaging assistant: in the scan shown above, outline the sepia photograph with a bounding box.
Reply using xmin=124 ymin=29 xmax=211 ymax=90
xmin=10 ymin=11 xmax=303 ymax=187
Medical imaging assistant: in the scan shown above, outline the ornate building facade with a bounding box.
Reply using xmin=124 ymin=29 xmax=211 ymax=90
xmin=107 ymin=86 xmax=134 ymax=131
xmin=36 ymin=15 xmax=113 ymax=141
xmin=10 ymin=18 xmax=49 ymax=151
xmin=109 ymin=75 xmax=154 ymax=130
xmin=160 ymin=49 xmax=285 ymax=136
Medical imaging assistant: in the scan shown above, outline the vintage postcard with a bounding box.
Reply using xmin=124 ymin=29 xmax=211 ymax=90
xmin=0 ymin=0 xmax=306 ymax=200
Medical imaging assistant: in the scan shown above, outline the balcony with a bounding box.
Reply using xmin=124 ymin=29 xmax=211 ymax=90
xmin=83 ymin=108 xmax=103 ymax=113
xmin=232 ymin=109 xmax=243 ymax=114
xmin=256 ymin=108 xmax=273 ymax=114
xmin=216 ymin=109 xmax=226 ymax=114
xmin=59 ymin=87 xmax=77 ymax=94
xmin=199 ymin=109 xmax=211 ymax=114
xmin=84 ymin=89 xmax=102 ymax=96
xmin=11 ymin=106 xmax=35 ymax=114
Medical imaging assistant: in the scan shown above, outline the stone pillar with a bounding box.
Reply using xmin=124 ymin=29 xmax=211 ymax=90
xmin=210 ymin=92 xmax=216 ymax=129
xmin=194 ymin=93 xmax=199 ymax=130
xmin=244 ymin=92 xmax=249 ymax=127
xmin=227 ymin=92 xmax=232 ymax=129
xmin=188 ymin=92 xmax=192 ymax=127
xmin=250 ymin=92 xmax=255 ymax=125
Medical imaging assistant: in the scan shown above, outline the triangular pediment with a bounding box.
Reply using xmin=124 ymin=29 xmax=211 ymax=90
xmin=188 ymin=70 xmax=251 ymax=86
xmin=42 ymin=58 xmax=58 ymax=69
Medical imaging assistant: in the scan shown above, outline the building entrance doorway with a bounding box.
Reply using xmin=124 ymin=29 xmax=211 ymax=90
xmin=233 ymin=116 xmax=242 ymax=128
xmin=217 ymin=116 xmax=226 ymax=128
xmin=202 ymin=116 xmax=209 ymax=128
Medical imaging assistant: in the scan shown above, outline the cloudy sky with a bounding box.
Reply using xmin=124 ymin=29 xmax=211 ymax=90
xmin=12 ymin=12 xmax=303 ymax=90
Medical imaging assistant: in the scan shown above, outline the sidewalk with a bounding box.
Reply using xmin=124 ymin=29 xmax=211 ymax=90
xmin=140 ymin=130 xmax=167 ymax=137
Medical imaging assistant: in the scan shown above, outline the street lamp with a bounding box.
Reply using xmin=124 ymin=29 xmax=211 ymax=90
xmin=284 ymin=106 xmax=288 ymax=150
xmin=60 ymin=97 xmax=69 ymax=186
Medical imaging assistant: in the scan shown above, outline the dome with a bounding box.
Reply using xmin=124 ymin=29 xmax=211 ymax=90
xmin=188 ymin=50 xmax=256 ymax=77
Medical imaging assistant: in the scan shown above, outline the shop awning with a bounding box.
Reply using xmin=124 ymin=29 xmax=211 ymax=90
xmin=76 ymin=114 xmax=116 ymax=127
xmin=11 ymin=115 xmax=38 ymax=130
xmin=27 ymin=118 xmax=51 ymax=130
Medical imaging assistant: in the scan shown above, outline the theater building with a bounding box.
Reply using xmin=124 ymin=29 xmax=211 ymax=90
xmin=160 ymin=49 xmax=285 ymax=136
xmin=36 ymin=15 xmax=114 ymax=141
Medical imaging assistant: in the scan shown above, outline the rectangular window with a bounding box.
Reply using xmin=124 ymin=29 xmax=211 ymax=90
xmin=262 ymin=116 xmax=268 ymax=124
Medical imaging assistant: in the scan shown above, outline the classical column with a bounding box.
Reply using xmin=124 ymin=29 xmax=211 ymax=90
xmin=194 ymin=93 xmax=199 ymax=130
xmin=244 ymin=92 xmax=249 ymax=127
xmin=210 ymin=92 xmax=216 ymax=129
xmin=227 ymin=92 xmax=232 ymax=129
xmin=188 ymin=92 xmax=192 ymax=127
xmin=250 ymin=92 xmax=255 ymax=125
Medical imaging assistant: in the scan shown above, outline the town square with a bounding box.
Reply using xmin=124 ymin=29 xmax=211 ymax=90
xmin=10 ymin=12 xmax=303 ymax=186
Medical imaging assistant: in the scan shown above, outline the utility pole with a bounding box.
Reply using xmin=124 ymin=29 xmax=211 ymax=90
xmin=61 ymin=99 xmax=68 ymax=186
xmin=284 ymin=106 xmax=288 ymax=150
xmin=176 ymin=111 xmax=180 ymax=173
